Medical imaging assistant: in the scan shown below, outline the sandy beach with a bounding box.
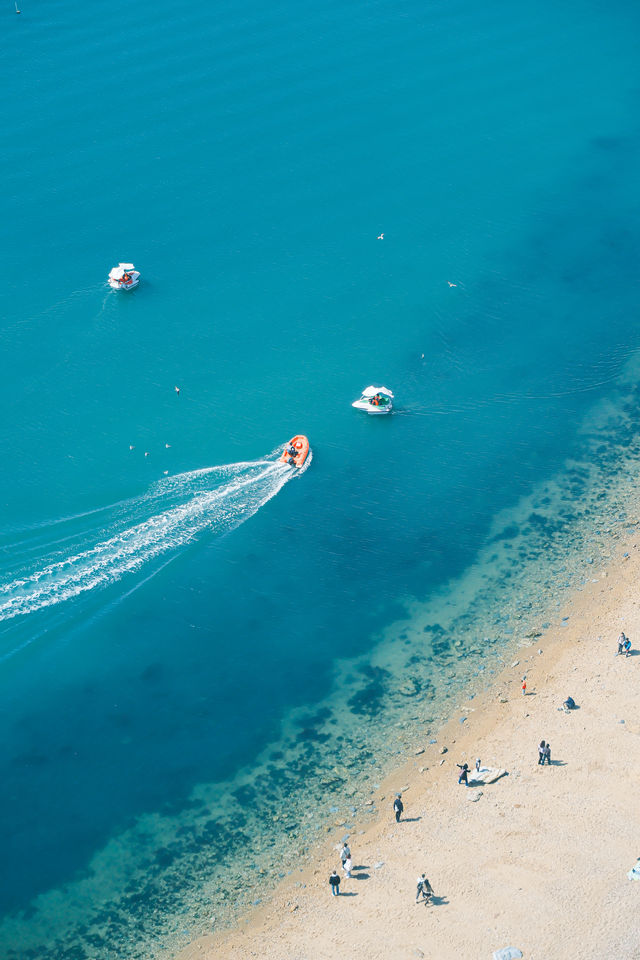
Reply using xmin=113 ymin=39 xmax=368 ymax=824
xmin=176 ymin=537 xmax=640 ymax=960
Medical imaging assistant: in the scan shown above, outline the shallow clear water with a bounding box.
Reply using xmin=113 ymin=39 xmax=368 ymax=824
xmin=1 ymin=0 xmax=640 ymax=955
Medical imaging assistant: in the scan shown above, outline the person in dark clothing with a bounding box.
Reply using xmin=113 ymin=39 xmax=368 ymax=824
xmin=543 ymin=743 xmax=551 ymax=765
xmin=415 ymin=874 xmax=434 ymax=904
xmin=538 ymin=740 xmax=546 ymax=764
xmin=457 ymin=762 xmax=469 ymax=785
xmin=624 ymin=637 xmax=632 ymax=658
xmin=329 ymin=870 xmax=341 ymax=896
xmin=393 ymin=795 xmax=404 ymax=822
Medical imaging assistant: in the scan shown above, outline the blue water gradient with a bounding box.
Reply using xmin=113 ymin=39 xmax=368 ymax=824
xmin=1 ymin=0 xmax=640 ymax=951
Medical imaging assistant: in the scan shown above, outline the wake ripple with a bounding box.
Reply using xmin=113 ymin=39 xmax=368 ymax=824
xmin=0 ymin=449 xmax=307 ymax=622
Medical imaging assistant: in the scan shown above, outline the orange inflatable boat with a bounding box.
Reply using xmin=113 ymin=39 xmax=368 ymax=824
xmin=280 ymin=435 xmax=309 ymax=467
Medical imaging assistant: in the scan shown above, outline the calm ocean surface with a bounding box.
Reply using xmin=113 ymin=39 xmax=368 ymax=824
xmin=2 ymin=0 xmax=640 ymax=954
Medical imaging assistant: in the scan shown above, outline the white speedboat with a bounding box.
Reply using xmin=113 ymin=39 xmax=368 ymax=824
xmin=108 ymin=263 xmax=140 ymax=291
xmin=352 ymin=385 xmax=394 ymax=414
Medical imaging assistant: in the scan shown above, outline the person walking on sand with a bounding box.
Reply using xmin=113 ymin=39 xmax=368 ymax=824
xmin=543 ymin=742 xmax=551 ymax=765
xmin=343 ymin=856 xmax=352 ymax=879
xmin=340 ymin=842 xmax=351 ymax=867
xmin=521 ymin=677 xmax=527 ymax=696
xmin=393 ymin=794 xmax=404 ymax=822
xmin=329 ymin=870 xmax=341 ymax=896
xmin=457 ymin=762 xmax=469 ymax=786
xmin=538 ymin=740 xmax=546 ymax=764
xmin=416 ymin=874 xmax=433 ymax=904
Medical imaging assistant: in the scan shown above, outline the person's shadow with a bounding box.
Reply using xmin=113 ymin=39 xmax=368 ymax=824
xmin=401 ymin=816 xmax=422 ymax=823
xmin=339 ymin=891 xmax=358 ymax=897
xmin=352 ymin=866 xmax=370 ymax=880
xmin=428 ymin=894 xmax=448 ymax=907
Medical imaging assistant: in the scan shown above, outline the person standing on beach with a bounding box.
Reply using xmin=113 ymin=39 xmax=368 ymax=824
xmin=329 ymin=870 xmax=341 ymax=896
xmin=415 ymin=874 xmax=433 ymax=904
xmin=538 ymin=740 xmax=546 ymax=764
xmin=617 ymin=633 xmax=626 ymax=656
xmin=457 ymin=762 xmax=469 ymax=786
xmin=521 ymin=677 xmax=527 ymax=696
xmin=340 ymin=842 xmax=351 ymax=867
xmin=343 ymin=856 xmax=352 ymax=879
xmin=543 ymin=742 xmax=551 ymax=765
xmin=393 ymin=794 xmax=404 ymax=822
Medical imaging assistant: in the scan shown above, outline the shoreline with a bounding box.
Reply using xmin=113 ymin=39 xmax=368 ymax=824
xmin=178 ymin=535 xmax=640 ymax=960
xmin=5 ymin=371 xmax=640 ymax=959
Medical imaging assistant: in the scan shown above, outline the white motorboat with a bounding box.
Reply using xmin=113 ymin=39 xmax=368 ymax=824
xmin=108 ymin=263 xmax=140 ymax=291
xmin=351 ymin=385 xmax=394 ymax=414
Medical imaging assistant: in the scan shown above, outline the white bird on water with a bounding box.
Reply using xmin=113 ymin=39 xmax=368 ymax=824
xmin=174 ymin=386 xmax=180 ymax=395
xmin=144 ymin=452 xmax=149 ymax=457
xmin=165 ymin=443 xmax=171 ymax=448
xmin=377 ymin=233 xmax=384 ymax=240
xmin=447 ymin=281 xmax=457 ymax=288
xmin=129 ymin=444 xmax=135 ymax=451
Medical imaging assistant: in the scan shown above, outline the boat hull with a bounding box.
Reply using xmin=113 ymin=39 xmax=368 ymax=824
xmin=108 ymin=272 xmax=140 ymax=291
xmin=280 ymin=435 xmax=309 ymax=467
xmin=351 ymin=399 xmax=393 ymax=414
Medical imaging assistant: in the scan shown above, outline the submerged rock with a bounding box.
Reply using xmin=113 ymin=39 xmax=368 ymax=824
xmin=398 ymin=677 xmax=421 ymax=697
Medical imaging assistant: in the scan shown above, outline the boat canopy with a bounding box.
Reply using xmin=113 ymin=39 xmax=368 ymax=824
xmin=361 ymin=385 xmax=394 ymax=399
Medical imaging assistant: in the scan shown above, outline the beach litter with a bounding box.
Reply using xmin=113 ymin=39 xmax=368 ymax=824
xmin=493 ymin=948 xmax=523 ymax=960
xmin=628 ymin=860 xmax=640 ymax=881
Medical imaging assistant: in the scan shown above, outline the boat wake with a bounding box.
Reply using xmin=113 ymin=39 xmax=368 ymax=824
xmin=0 ymin=448 xmax=309 ymax=622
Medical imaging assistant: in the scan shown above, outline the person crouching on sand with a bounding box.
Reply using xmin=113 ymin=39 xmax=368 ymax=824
xmin=329 ymin=870 xmax=341 ymax=896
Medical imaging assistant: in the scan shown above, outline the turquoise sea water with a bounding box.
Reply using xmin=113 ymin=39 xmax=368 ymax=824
xmin=2 ymin=0 xmax=640 ymax=955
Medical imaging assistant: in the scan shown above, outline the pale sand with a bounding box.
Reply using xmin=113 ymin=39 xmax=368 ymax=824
xmin=177 ymin=544 xmax=640 ymax=960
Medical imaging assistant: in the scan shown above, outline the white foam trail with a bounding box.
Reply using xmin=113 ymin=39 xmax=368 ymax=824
xmin=0 ymin=450 xmax=307 ymax=622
